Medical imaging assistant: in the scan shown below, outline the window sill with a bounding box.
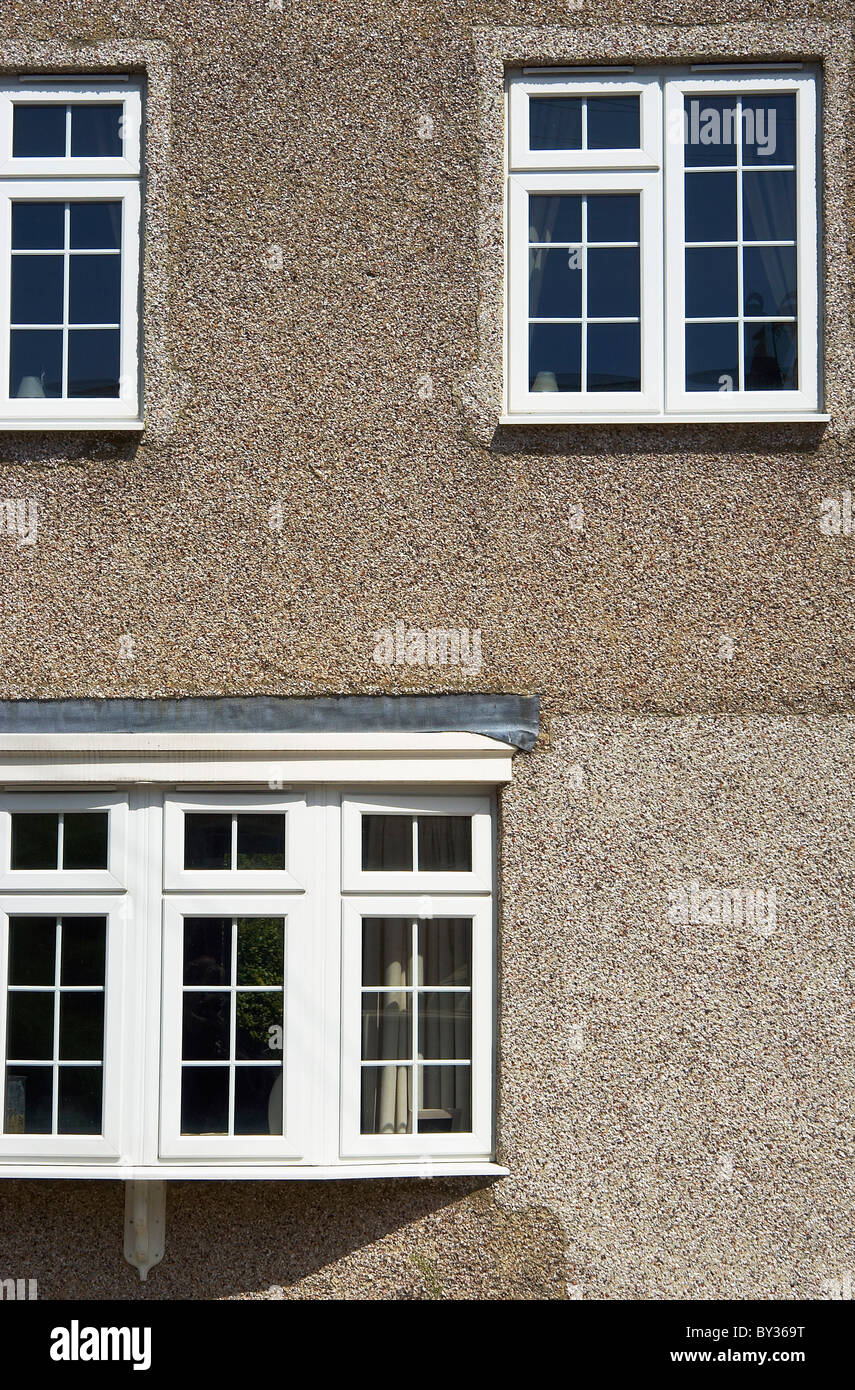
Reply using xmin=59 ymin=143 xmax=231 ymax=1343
xmin=0 ymin=1161 xmax=509 ymax=1180
xmin=500 ymin=412 xmax=831 ymax=425
xmin=0 ymin=419 xmax=144 ymax=431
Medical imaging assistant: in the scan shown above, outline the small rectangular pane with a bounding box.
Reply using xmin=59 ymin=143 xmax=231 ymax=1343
xmin=416 ymin=816 xmax=472 ymax=872
xmin=361 ymin=814 xmax=413 ymax=871
xmin=743 ymin=246 xmax=797 ymax=319
xmin=11 ymin=256 xmax=64 ymax=325
xmin=70 ymin=104 xmax=123 ymax=158
xmin=586 ymin=95 xmax=640 ymax=150
xmin=235 ymin=993 xmax=283 ymax=1060
xmin=182 ymin=993 xmax=231 ymax=1060
xmin=587 ymin=193 xmax=639 ymax=243
xmin=58 ymin=1067 xmax=102 ymax=1135
xmin=60 ymin=916 xmax=107 ymax=986
xmin=235 ymin=813 xmax=286 ymax=870
xmin=234 ymin=1067 xmax=283 ymax=1135
xmin=59 ymin=993 xmax=104 ymax=1061
xmin=7 ymin=822 xmax=54 ymax=881
xmin=587 ymin=323 xmax=641 ymax=392
xmin=181 ymin=1067 xmax=229 ymax=1135
xmin=67 ymin=329 xmax=120 ymax=399
xmin=184 ymin=813 xmax=231 ymax=871
xmin=529 ymin=97 xmax=582 ymax=151
xmin=418 ymin=994 xmax=471 ymax=1062
xmin=528 ymin=194 xmax=581 ymax=245
xmin=12 ymin=202 xmax=65 ymax=250
xmin=742 ymin=170 xmax=796 ymax=243
xmin=683 ymin=96 xmax=740 ymax=167
xmin=5 ymin=1067 xmax=52 ymax=1134
xmin=587 ymin=247 xmax=640 ymax=318
xmin=6 ymin=993 xmax=54 ymax=1060
xmin=361 ymin=992 xmax=412 ymax=1061
xmin=13 ymin=105 xmax=66 ymax=158
xmin=69 ymin=255 xmax=121 ymax=325
xmin=418 ymin=1066 xmax=471 ymax=1133
xmin=61 ymin=812 xmax=108 ymax=870
xmin=744 ymin=322 xmax=798 ymax=390
xmin=183 ymin=917 xmax=231 ymax=985
xmin=8 ymin=917 xmax=56 ymax=986
xmin=685 ymin=322 xmax=739 ymax=392
xmin=236 ymin=917 xmax=284 ymax=986
xmin=9 ymin=330 xmax=62 ymax=400
xmin=360 ymin=1065 xmax=412 ymax=1135
xmin=685 ymin=247 xmax=738 ymax=318
xmin=419 ymin=919 xmax=472 ymax=987
xmin=529 ymin=323 xmax=581 ymax=392
xmin=70 ymin=201 xmax=122 ymax=250
xmin=742 ymin=95 xmax=796 ymax=166
xmin=685 ymin=172 xmax=737 ymax=243
xmin=362 ymin=918 xmax=411 ymax=987
xmin=529 ymin=248 xmax=582 ymax=319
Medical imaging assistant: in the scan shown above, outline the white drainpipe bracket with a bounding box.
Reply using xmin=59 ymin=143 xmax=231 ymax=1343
xmin=123 ymin=1180 xmax=166 ymax=1282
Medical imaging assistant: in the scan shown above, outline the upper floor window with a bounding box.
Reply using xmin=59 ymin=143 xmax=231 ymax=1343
xmin=0 ymin=79 xmax=142 ymax=429
xmin=506 ymin=67 xmax=820 ymax=422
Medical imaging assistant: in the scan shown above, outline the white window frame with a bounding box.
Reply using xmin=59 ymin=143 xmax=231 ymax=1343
xmin=341 ymin=792 xmax=493 ymax=893
xmin=505 ymin=66 xmax=823 ymax=423
xmin=163 ymin=792 xmax=308 ymax=893
xmin=0 ymin=79 xmax=142 ymax=429
xmin=0 ymin=791 xmax=127 ymax=892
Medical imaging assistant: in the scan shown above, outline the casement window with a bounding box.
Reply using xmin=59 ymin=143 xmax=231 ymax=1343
xmin=0 ymin=756 xmax=503 ymax=1178
xmin=506 ymin=67 xmax=821 ymax=422
xmin=0 ymin=78 xmax=142 ymax=429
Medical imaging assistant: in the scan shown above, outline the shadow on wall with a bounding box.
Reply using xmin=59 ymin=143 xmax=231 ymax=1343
xmin=0 ymin=1179 xmax=567 ymax=1300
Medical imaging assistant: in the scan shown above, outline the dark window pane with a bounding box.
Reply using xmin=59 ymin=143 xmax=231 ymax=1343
xmin=418 ymin=1066 xmax=471 ymax=1133
xmin=417 ymin=816 xmax=472 ymax=871
xmin=67 ymin=329 xmax=120 ymax=399
xmin=360 ymin=1064 xmax=412 ymax=1134
xmin=70 ymin=201 xmax=122 ymax=250
xmin=236 ymin=814 xmax=286 ymax=870
xmin=180 ymin=1067 xmax=229 ymax=1135
xmin=62 ymin=812 xmax=108 ymax=870
xmin=59 ymin=993 xmax=104 ymax=1061
xmin=234 ymin=1067 xmax=283 ymax=1135
xmin=745 ymin=322 xmax=798 ymax=390
xmin=69 ymin=255 xmax=121 ymax=325
xmin=685 ymin=172 xmax=737 ymax=243
xmin=529 ymin=194 xmax=581 ymax=245
xmin=13 ymin=105 xmax=65 ymax=158
xmin=742 ymin=95 xmax=796 ymax=166
xmin=361 ymin=992 xmax=412 ymax=1061
xmin=362 ymin=918 xmax=412 ymax=987
xmin=529 ymin=323 xmax=581 ymax=392
xmin=58 ymin=1067 xmax=102 ymax=1134
xmin=5 ymin=1066 xmax=52 ymax=1134
xmin=11 ymin=813 xmax=59 ymax=870
xmin=683 ymin=96 xmax=740 ymax=166
xmin=7 ymin=993 xmax=54 ymax=1060
xmin=742 ymin=170 xmax=797 ymax=243
xmin=236 ymin=917 xmax=284 ymax=986
xmin=419 ymin=993 xmax=471 ymax=1061
xmin=11 ymin=256 xmax=64 ymax=325
xmin=686 ymin=247 xmax=738 ymax=318
xmin=587 ymin=247 xmax=640 ymax=318
xmin=183 ymin=918 xmax=231 ymax=985
xmin=587 ymin=193 xmax=639 ymax=243
xmin=184 ymin=813 xmax=231 ymax=871
xmin=182 ymin=993 xmax=230 ymax=1060
xmin=235 ymin=992 xmax=283 ymax=1060
xmin=420 ymin=919 xmax=472 ymax=988
xmin=8 ymin=917 xmax=56 ymax=986
xmin=587 ymin=322 xmax=641 ymax=392
xmin=12 ymin=202 xmax=65 ymax=250
xmin=529 ymin=247 xmax=582 ymax=319
xmin=685 ymin=322 xmax=739 ymax=392
xmin=9 ymin=330 xmax=63 ymax=399
xmin=61 ymin=916 xmax=106 ymax=986
xmin=743 ymin=246 xmax=797 ymax=318
xmin=587 ymin=95 xmax=640 ymax=149
xmin=70 ymin=104 xmax=123 ymax=158
xmin=530 ymin=97 xmax=582 ymax=151
xmin=361 ymin=814 xmax=413 ymax=871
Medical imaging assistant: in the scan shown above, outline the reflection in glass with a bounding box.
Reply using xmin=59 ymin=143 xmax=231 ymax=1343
xmin=685 ymin=322 xmax=739 ymax=392
xmin=529 ymin=248 xmax=582 ymax=320
xmin=743 ymin=246 xmax=797 ymax=318
xmin=745 ymin=322 xmax=798 ymax=390
xmin=235 ymin=814 xmax=286 ymax=870
xmin=529 ymin=323 xmax=581 ymax=392
xmin=529 ymin=194 xmax=582 ymax=245
xmin=685 ymin=172 xmax=737 ymax=243
xmin=529 ymin=97 xmax=582 ymax=151
xmin=234 ymin=1067 xmax=283 ymax=1135
xmin=182 ymin=992 xmax=230 ymax=1060
xmin=236 ymin=918 xmax=284 ymax=986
